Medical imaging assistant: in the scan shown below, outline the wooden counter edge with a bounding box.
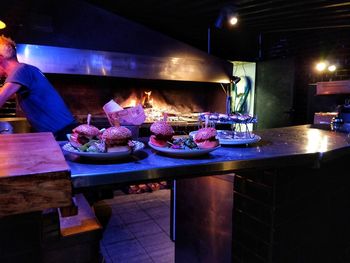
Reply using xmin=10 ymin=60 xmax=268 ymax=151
xmin=0 ymin=170 xmax=72 ymax=218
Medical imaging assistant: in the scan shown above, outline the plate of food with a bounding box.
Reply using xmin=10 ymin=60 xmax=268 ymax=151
xmin=62 ymin=124 xmax=144 ymax=160
xmin=148 ymin=140 xmax=220 ymax=157
xmin=148 ymin=121 xmax=220 ymax=157
xmin=62 ymin=140 xmax=144 ymax=160
xmin=189 ymin=130 xmax=261 ymax=145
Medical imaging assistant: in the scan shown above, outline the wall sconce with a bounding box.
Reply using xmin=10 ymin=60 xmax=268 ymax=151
xmin=208 ymin=5 xmax=238 ymax=54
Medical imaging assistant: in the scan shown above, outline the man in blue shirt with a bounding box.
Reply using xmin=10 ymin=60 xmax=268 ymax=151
xmin=0 ymin=35 xmax=78 ymax=140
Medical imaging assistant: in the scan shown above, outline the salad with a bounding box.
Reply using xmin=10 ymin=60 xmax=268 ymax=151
xmin=167 ymin=137 xmax=199 ymax=150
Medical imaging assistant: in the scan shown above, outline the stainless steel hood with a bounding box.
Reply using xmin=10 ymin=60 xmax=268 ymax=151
xmin=9 ymin=0 xmax=233 ymax=83
xmin=17 ymin=44 xmax=232 ymax=83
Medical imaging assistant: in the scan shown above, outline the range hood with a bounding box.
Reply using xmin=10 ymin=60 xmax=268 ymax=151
xmin=9 ymin=0 xmax=232 ymax=83
xmin=17 ymin=44 xmax=232 ymax=83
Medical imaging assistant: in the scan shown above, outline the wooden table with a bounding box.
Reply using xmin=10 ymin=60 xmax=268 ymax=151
xmin=0 ymin=132 xmax=72 ymax=217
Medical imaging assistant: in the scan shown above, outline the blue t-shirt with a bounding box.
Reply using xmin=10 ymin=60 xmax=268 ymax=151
xmin=5 ymin=63 xmax=76 ymax=133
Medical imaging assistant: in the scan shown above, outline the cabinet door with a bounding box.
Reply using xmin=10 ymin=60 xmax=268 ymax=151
xmin=255 ymin=58 xmax=295 ymax=129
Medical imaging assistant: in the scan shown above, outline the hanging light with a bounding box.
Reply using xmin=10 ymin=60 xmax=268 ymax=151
xmin=0 ymin=20 xmax=6 ymax=29
xmin=215 ymin=5 xmax=239 ymax=29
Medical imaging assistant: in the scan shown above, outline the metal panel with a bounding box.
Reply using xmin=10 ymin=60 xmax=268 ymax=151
xmin=316 ymin=80 xmax=350 ymax=95
xmin=175 ymin=174 xmax=234 ymax=263
xmin=17 ymin=44 xmax=232 ymax=83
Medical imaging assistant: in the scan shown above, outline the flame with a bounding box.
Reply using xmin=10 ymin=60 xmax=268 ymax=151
xmin=120 ymin=90 xmax=197 ymax=122
xmin=121 ymin=92 xmax=139 ymax=108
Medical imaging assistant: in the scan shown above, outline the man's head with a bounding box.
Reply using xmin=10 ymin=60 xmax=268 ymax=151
xmin=0 ymin=35 xmax=16 ymax=60
xmin=0 ymin=35 xmax=17 ymax=77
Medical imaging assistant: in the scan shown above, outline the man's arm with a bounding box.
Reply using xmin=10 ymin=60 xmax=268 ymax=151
xmin=0 ymin=82 xmax=21 ymax=108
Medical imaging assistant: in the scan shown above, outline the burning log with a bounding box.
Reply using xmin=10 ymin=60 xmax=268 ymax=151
xmin=142 ymin=91 xmax=153 ymax=109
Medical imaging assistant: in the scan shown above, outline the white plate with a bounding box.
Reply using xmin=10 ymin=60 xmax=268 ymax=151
xmin=148 ymin=141 xmax=220 ymax=157
xmin=62 ymin=140 xmax=144 ymax=160
xmin=189 ymin=130 xmax=261 ymax=145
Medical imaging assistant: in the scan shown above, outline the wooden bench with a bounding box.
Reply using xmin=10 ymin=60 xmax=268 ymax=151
xmin=41 ymin=194 xmax=103 ymax=263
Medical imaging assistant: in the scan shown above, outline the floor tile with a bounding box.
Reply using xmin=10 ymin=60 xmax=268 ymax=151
xmin=106 ymin=239 xmax=149 ymax=262
xmin=119 ymin=209 xmax=151 ymax=224
xmin=138 ymin=232 xmax=174 ymax=253
xmin=138 ymin=199 xmax=165 ymax=210
xmin=154 ymin=216 xmax=171 ymax=235
xmin=111 ymin=255 xmax=154 ymax=263
xmin=101 ymin=225 xmax=134 ymax=246
xmin=105 ymin=213 xmax=124 ymax=227
xmin=99 ymin=189 xmax=174 ymax=263
xmin=112 ymin=201 xmax=139 ymax=214
xmin=145 ymin=204 xmax=170 ymax=219
xmin=149 ymin=246 xmax=175 ymax=263
xmin=127 ymin=219 xmax=163 ymax=238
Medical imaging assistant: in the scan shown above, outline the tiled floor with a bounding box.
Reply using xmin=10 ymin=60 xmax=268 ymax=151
xmin=93 ymin=189 xmax=174 ymax=263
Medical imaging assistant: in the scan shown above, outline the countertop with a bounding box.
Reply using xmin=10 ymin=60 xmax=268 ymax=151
xmin=63 ymin=125 xmax=350 ymax=189
xmin=0 ymin=132 xmax=72 ymax=217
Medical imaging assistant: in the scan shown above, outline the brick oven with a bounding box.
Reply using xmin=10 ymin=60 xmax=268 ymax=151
xmin=46 ymin=73 xmax=231 ymax=136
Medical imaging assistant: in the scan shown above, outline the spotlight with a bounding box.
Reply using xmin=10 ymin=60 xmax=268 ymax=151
xmin=229 ymin=16 xmax=238 ymax=26
xmin=328 ymin=65 xmax=336 ymax=72
xmin=215 ymin=5 xmax=238 ymax=29
xmin=314 ymin=60 xmax=337 ymax=73
xmin=315 ymin=62 xmax=327 ymax=72
xmin=209 ymin=5 xmax=238 ymax=54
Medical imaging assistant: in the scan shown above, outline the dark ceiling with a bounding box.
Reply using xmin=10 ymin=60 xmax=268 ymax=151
xmin=83 ymin=0 xmax=350 ymax=62
xmin=1 ymin=0 xmax=350 ymax=74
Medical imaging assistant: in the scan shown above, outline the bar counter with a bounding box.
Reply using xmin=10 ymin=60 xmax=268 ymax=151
xmin=65 ymin=124 xmax=350 ymax=188
xmin=64 ymin=124 xmax=350 ymax=262
xmin=1 ymin=125 xmax=349 ymax=262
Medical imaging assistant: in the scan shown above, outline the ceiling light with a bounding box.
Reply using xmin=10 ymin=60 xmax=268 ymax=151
xmin=328 ymin=65 xmax=336 ymax=72
xmin=314 ymin=60 xmax=338 ymax=73
xmin=215 ymin=5 xmax=238 ymax=29
xmin=315 ymin=62 xmax=327 ymax=72
xmin=209 ymin=5 xmax=238 ymax=54
xmin=229 ymin=16 xmax=238 ymax=26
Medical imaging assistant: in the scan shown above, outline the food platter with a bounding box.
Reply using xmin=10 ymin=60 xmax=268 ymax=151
xmin=218 ymin=133 xmax=261 ymax=145
xmin=62 ymin=140 xmax=144 ymax=160
xmin=148 ymin=141 xmax=220 ymax=157
xmin=189 ymin=130 xmax=261 ymax=145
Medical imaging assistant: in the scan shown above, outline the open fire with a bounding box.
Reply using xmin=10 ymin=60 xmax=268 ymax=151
xmin=120 ymin=90 xmax=200 ymax=123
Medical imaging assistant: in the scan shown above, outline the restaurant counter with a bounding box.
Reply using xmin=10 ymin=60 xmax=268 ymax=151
xmin=60 ymin=124 xmax=350 ymax=262
xmin=64 ymin=124 xmax=350 ymax=189
xmin=64 ymin=124 xmax=350 ymax=262
xmin=1 ymin=125 xmax=349 ymax=262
